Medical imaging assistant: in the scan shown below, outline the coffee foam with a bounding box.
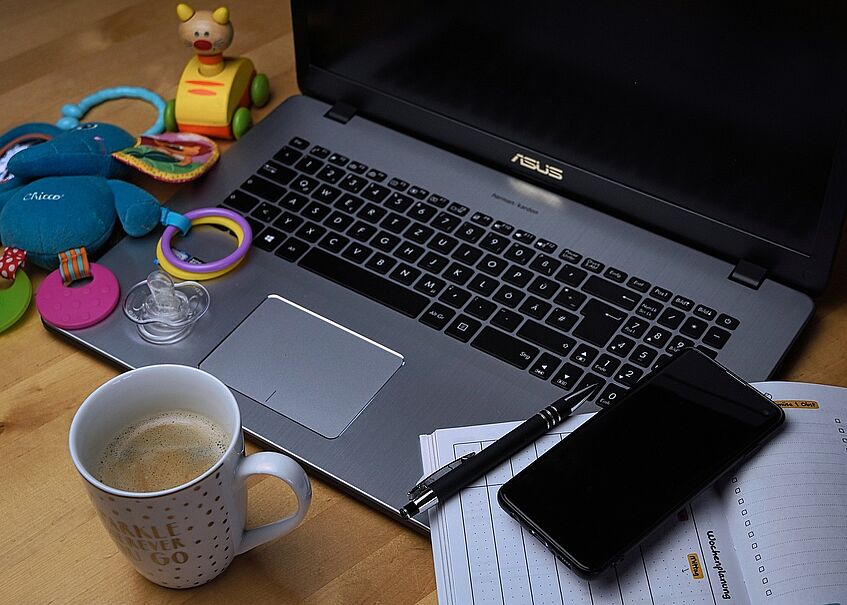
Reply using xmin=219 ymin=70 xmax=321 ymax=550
xmin=95 ymin=410 xmax=230 ymax=492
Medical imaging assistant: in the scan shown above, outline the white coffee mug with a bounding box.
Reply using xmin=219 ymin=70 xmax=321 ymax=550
xmin=69 ymin=364 xmax=311 ymax=589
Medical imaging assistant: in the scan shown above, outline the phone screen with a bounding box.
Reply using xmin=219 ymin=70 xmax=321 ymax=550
xmin=498 ymin=349 xmax=784 ymax=576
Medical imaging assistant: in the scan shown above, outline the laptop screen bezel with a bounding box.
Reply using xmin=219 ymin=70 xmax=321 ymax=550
xmin=289 ymin=0 xmax=847 ymax=295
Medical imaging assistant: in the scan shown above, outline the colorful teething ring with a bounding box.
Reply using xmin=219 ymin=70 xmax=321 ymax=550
xmin=57 ymin=87 xmax=167 ymax=135
xmin=156 ymin=208 xmax=251 ymax=281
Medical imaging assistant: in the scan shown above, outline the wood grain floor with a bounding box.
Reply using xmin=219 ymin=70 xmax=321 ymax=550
xmin=1 ymin=1 xmax=845 ymax=603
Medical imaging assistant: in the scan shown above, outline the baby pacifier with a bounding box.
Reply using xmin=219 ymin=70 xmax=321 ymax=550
xmin=123 ymin=270 xmax=209 ymax=344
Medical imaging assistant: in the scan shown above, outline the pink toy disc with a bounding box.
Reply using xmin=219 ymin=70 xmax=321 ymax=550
xmin=36 ymin=263 xmax=120 ymax=329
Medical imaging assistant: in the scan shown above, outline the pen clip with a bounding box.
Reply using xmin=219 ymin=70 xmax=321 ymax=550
xmin=408 ymin=451 xmax=476 ymax=499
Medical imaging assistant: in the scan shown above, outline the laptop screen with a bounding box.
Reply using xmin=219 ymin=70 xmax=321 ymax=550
xmin=299 ymin=1 xmax=847 ymax=278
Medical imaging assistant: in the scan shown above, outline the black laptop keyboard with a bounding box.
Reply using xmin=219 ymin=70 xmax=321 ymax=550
xmin=219 ymin=136 xmax=740 ymax=407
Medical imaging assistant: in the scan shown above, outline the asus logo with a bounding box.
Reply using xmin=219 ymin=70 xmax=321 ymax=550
xmin=510 ymin=153 xmax=564 ymax=181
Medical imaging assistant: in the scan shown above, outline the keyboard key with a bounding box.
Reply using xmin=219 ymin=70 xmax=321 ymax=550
xmin=296 ymin=221 xmax=326 ymax=243
xmin=545 ymin=308 xmax=578 ymax=332
xmin=643 ymin=326 xmax=672 ymax=348
xmin=597 ymin=383 xmax=627 ymax=407
xmin=452 ymin=244 xmax=483 ymax=265
xmin=716 ymin=314 xmax=740 ymax=330
xmin=626 ymin=276 xmax=651 ymax=293
xmin=519 ymin=297 xmax=552 ymax=320
xmin=362 ymin=183 xmax=391 ymax=203
xmin=555 ymin=264 xmax=588 ymax=287
xmin=300 ymin=248 xmax=427 ymax=317
xmin=491 ymin=220 xmax=514 ymax=235
xmin=554 ymin=287 xmax=587 ymax=311
xmin=439 ymin=286 xmax=472 ymax=309
xmin=696 ymin=345 xmax=718 ymax=359
xmin=335 ymin=193 xmax=364 ymax=214
xmin=395 ymin=242 xmax=425 ymax=263
xmin=347 ymin=161 xmax=367 ymax=174
xmin=471 ymin=327 xmax=538 ymax=369
xmin=518 ymin=320 xmax=577 ymax=357
xmin=366 ymin=168 xmax=387 ymax=182
xmin=420 ymin=303 xmax=455 ymax=330
xmin=592 ymin=354 xmax=620 ymax=377
xmin=341 ymin=242 xmax=373 ymax=264
xmin=429 ymin=234 xmax=459 ymax=254
xmin=384 ymin=192 xmax=414 ymax=213
xmin=575 ymin=373 xmax=605 ymax=398
xmin=309 ymin=145 xmax=330 ymax=159
xmin=534 ymin=239 xmax=557 ymax=254
xmin=339 ymin=173 xmax=367 ymax=193
xmin=252 ymin=202 xmax=281 ymax=223
xmin=223 ymin=190 xmax=259 ymax=213
xmin=389 ymin=263 xmax=421 ymax=285
xmin=407 ymin=185 xmax=428 ymax=199
xmin=573 ymin=299 xmax=626 ymax=346
xmin=327 ymin=152 xmax=349 ymax=166
xmin=258 ymin=161 xmax=296 ymax=186
xmin=254 ymin=227 xmax=285 ymax=251
xmin=433 ymin=212 xmax=461 ymax=233
xmin=581 ymin=258 xmax=604 ymax=273
xmin=552 ymin=362 xmax=584 ymax=390
xmin=290 ymin=174 xmax=320 ymax=195
xmin=477 ymin=254 xmax=509 ymax=276
xmin=657 ymin=307 xmax=685 ymax=329
xmin=527 ymin=275 xmax=559 ymax=299
xmin=694 ymin=304 xmax=717 ymax=321
xmin=447 ymin=202 xmax=470 ymax=216
xmin=570 ymin=344 xmax=599 ymax=367
xmin=650 ymin=285 xmax=673 ymax=302
xmin=470 ymin=211 xmax=493 ymax=226
xmin=615 ymin=364 xmax=643 ymax=387
xmin=348 ymin=221 xmax=377 ymax=242
xmin=513 ymin=230 xmax=535 ymax=244
xmin=636 ymin=299 xmax=664 ymax=320
xmin=427 ymin=193 xmax=449 ymax=208
xmin=502 ymin=265 xmax=533 ymax=288
xmin=652 ymin=354 xmax=673 ymax=371
xmin=479 ymin=233 xmax=509 ymax=254
xmin=316 ymin=165 xmax=345 ymax=184
xmin=242 ymin=176 xmax=285 ymax=202
xmin=324 ymin=211 xmax=354 ymax=232
xmin=703 ymin=326 xmax=732 ymax=349
xmin=559 ymin=249 xmax=582 ymax=264
xmin=311 ymin=184 xmax=341 ymax=204
xmin=607 ymin=334 xmax=635 ymax=357
xmin=372 ymin=231 xmax=401 ymax=252
xmin=295 ymin=155 xmax=324 ymax=174
xmin=274 ymin=146 xmax=302 ymax=165
xmin=381 ymin=212 xmax=411 ymax=234
xmin=289 ymin=136 xmax=309 ymax=150
xmin=414 ymin=274 xmax=446 ymax=297
xmin=583 ymin=276 xmax=641 ymax=310
xmin=504 ymin=242 xmax=535 ymax=265
xmin=444 ymin=262 xmax=474 ymax=285
xmin=318 ymin=232 xmax=349 ymax=254
xmin=447 ymin=315 xmax=482 ymax=343
xmin=408 ymin=202 xmax=438 ymax=222
xmin=357 ymin=203 xmax=387 ymax=223
xmin=303 ymin=201 xmax=332 ymax=221
xmin=680 ymin=316 xmax=708 ymax=339
xmin=529 ymin=254 xmax=561 ymax=276
xmin=530 ymin=353 xmax=562 ymax=380
xmin=671 ymin=295 xmax=694 ymax=311
xmin=456 ymin=223 xmax=485 ymax=243
xmin=630 ymin=345 xmax=657 ymax=368
xmin=405 ymin=223 xmax=435 ymax=244
xmin=493 ymin=285 xmax=525 ymax=308
xmin=491 ymin=308 xmax=523 ymax=332
xmin=465 ymin=296 xmax=496 ymax=319
xmin=365 ymin=252 xmax=396 ymax=274
xmin=418 ymin=251 xmax=449 ymax=273
xmin=244 ymin=216 xmax=263 ymax=237
xmin=275 ymin=237 xmax=310 ymax=262
xmin=388 ymin=177 xmax=409 ymax=191
xmin=622 ymin=316 xmax=648 ymax=338
xmin=468 ymin=273 xmax=499 ymax=296
xmin=274 ymin=211 xmax=304 ymax=232
xmin=666 ymin=335 xmax=694 ymax=355
xmin=603 ymin=267 xmax=627 ymax=283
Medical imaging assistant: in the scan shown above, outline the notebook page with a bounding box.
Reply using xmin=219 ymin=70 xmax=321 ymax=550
xmin=425 ymin=416 xmax=749 ymax=605
xmin=722 ymin=381 xmax=847 ymax=605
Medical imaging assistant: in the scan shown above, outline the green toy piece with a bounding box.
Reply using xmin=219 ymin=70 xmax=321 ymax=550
xmin=231 ymin=107 xmax=252 ymax=140
xmin=0 ymin=270 xmax=31 ymax=333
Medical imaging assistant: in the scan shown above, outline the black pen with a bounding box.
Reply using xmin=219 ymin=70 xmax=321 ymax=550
xmin=399 ymin=383 xmax=599 ymax=519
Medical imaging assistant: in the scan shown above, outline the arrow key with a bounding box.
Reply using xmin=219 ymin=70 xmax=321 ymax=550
xmin=529 ymin=353 xmax=562 ymax=380
xmin=552 ymin=362 xmax=584 ymax=391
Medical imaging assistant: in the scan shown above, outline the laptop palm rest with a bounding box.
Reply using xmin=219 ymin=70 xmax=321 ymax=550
xmin=200 ymin=295 xmax=404 ymax=438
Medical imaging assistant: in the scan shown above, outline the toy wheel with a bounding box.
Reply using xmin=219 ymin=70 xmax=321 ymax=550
xmin=251 ymin=74 xmax=270 ymax=108
xmin=232 ymin=107 xmax=253 ymax=139
xmin=164 ymin=99 xmax=178 ymax=132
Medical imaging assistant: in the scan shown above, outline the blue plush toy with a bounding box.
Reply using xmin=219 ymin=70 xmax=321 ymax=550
xmin=0 ymin=123 xmax=167 ymax=269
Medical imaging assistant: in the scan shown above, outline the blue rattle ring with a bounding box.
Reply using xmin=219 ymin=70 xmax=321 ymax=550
xmin=58 ymin=87 xmax=167 ymax=136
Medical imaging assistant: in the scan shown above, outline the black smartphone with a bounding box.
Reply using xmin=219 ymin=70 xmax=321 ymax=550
xmin=497 ymin=348 xmax=784 ymax=578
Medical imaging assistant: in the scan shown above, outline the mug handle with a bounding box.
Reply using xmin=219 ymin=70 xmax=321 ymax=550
xmin=234 ymin=452 xmax=312 ymax=555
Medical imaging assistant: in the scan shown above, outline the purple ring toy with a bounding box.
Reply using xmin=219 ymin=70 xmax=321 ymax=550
xmin=158 ymin=207 xmax=252 ymax=274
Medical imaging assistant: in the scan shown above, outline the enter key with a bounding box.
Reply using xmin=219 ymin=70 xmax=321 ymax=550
xmin=573 ymin=299 xmax=626 ymax=346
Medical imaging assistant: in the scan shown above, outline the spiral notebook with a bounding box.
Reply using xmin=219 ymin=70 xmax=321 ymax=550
xmin=422 ymin=381 xmax=847 ymax=604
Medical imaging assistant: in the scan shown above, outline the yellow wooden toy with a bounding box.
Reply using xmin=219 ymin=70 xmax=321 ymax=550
xmin=165 ymin=4 xmax=270 ymax=140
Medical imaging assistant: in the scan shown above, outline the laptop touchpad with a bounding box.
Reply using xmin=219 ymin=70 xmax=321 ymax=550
xmin=200 ymin=295 xmax=404 ymax=438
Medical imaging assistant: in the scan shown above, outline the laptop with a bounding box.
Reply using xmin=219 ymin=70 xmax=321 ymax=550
xmin=54 ymin=1 xmax=847 ymax=531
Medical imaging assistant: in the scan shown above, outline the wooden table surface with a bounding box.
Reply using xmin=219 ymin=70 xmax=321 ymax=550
xmin=1 ymin=1 xmax=845 ymax=603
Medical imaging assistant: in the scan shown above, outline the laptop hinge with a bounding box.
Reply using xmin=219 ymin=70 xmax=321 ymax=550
xmin=324 ymin=102 xmax=357 ymax=124
xmin=729 ymin=259 xmax=767 ymax=290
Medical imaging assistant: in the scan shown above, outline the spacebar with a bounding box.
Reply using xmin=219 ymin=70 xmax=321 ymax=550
xmin=300 ymin=248 xmax=428 ymax=318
